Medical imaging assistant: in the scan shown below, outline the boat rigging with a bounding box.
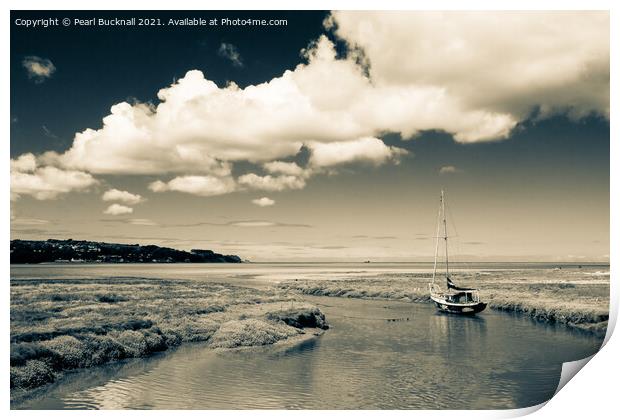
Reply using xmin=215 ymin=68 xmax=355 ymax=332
xmin=428 ymin=190 xmax=487 ymax=315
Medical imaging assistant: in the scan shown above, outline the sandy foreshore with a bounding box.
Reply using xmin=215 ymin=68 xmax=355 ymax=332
xmin=10 ymin=277 xmax=327 ymax=401
xmin=279 ymin=269 xmax=609 ymax=337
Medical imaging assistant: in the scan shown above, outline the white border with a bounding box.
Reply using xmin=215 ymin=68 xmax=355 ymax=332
xmin=2 ymin=1 xmax=617 ymax=419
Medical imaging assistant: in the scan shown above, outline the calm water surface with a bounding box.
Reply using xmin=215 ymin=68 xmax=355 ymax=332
xmin=12 ymin=263 xmax=605 ymax=409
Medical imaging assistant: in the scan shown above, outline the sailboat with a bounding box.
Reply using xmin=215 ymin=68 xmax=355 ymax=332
xmin=428 ymin=190 xmax=487 ymax=315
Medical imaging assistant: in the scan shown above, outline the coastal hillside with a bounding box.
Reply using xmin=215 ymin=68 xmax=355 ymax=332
xmin=10 ymin=239 xmax=242 ymax=264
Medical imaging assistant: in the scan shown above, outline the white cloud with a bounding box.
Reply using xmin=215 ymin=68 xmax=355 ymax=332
xmin=128 ymin=218 xmax=158 ymax=226
xmin=16 ymin=13 xmax=608 ymax=200
xmin=102 ymin=188 xmax=144 ymax=204
xmin=11 ymin=153 xmax=37 ymax=172
xmin=230 ymin=221 xmax=276 ymax=227
xmin=103 ymin=204 xmax=133 ymax=215
xmin=238 ymin=173 xmax=306 ymax=192
xmin=252 ymin=197 xmax=276 ymax=207
xmin=218 ymin=43 xmax=243 ymax=67
xmin=329 ymin=11 xmax=609 ymax=120
xmin=148 ymin=180 xmax=168 ymax=193
xmin=41 ymin=33 xmax=524 ymax=180
xmin=225 ymin=220 xmax=310 ymax=228
xmin=22 ymin=56 xmax=56 ymax=82
xmin=308 ymin=137 xmax=407 ymax=168
xmin=439 ymin=165 xmax=460 ymax=174
xmin=11 ymin=154 xmax=97 ymax=200
xmin=11 ymin=217 xmax=50 ymax=226
xmin=149 ymin=175 xmax=236 ymax=197
xmin=263 ymin=161 xmax=306 ymax=176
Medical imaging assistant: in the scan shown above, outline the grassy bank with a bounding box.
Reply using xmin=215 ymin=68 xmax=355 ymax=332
xmin=10 ymin=277 xmax=327 ymax=398
xmin=279 ymin=269 xmax=609 ymax=336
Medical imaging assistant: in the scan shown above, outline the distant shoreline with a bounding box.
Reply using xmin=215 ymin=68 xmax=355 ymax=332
xmin=11 ymin=261 xmax=247 ymax=265
xmin=10 ymin=239 xmax=243 ymax=264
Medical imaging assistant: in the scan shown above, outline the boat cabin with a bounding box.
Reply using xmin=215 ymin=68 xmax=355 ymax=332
xmin=445 ymin=289 xmax=480 ymax=304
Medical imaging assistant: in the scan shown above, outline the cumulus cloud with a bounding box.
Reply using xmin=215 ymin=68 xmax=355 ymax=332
xmin=328 ymin=11 xmax=609 ymax=121
xmin=263 ymin=161 xmax=306 ymax=176
xmin=252 ymin=197 xmax=276 ymax=207
xmin=238 ymin=173 xmax=306 ymax=192
xmin=149 ymin=175 xmax=236 ymax=197
xmin=41 ymin=34 xmax=523 ymax=179
xmin=102 ymin=188 xmax=144 ymax=204
xmin=11 ymin=153 xmax=97 ymax=200
xmin=308 ymin=137 xmax=407 ymax=167
xmin=218 ymin=42 xmax=243 ymax=67
xmin=22 ymin=56 xmax=56 ymax=83
xmin=15 ymin=12 xmax=608 ymax=200
xmin=103 ymin=204 xmax=133 ymax=215
xmin=439 ymin=165 xmax=460 ymax=174
xmin=11 ymin=153 xmax=37 ymax=173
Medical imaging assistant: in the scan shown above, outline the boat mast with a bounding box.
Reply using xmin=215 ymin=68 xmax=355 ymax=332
xmin=431 ymin=191 xmax=442 ymax=284
xmin=442 ymin=190 xmax=449 ymax=279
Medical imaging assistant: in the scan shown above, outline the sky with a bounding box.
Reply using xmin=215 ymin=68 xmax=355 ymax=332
xmin=10 ymin=11 xmax=609 ymax=262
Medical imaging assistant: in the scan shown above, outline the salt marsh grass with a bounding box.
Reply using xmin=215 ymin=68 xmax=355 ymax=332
xmin=279 ymin=268 xmax=609 ymax=336
xmin=10 ymin=277 xmax=326 ymax=397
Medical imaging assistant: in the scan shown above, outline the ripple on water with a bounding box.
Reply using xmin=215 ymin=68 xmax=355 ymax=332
xmin=16 ymin=296 xmax=602 ymax=410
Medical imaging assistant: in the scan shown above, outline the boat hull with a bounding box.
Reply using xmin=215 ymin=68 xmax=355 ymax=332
xmin=431 ymin=298 xmax=487 ymax=315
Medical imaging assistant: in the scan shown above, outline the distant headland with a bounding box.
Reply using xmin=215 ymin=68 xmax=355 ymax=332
xmin=10 ymin=239 xmax=243 ymax=264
